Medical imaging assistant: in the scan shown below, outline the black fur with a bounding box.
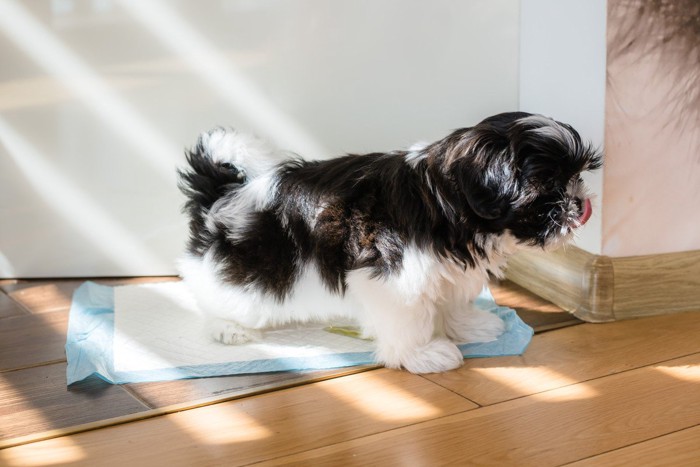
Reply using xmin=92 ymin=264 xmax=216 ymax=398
xmin=178 ymin=112 xmax=601 ymax=300
xmin=178 ymin=138 xmax=247 ymax=256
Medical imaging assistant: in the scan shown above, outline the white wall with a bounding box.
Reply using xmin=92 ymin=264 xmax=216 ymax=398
xmin=519 ymin=0 xmax=607 ymax=254
xmin=0 ymin=0 xmax=520 ymax=278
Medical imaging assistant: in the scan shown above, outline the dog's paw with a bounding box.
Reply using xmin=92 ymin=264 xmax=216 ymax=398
xmin=446 ymin=308 xmax=505 ymax=344
xmin=381 ymin=339 xmax=464 ymax=374
xmin=207 ymin=318 xmax=260 ymax=345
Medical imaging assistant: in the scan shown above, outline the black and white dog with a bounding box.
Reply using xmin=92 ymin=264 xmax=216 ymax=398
xmin=178 ymin=112 xmax=601 ymax=373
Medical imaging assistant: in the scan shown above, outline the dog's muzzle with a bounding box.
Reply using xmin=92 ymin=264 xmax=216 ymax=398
xmin=577 ymin=198 xmax=592 ymax=226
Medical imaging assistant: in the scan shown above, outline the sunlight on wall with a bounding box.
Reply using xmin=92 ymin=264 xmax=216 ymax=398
xmin=0 ymin=0 xmax=181 ymax=184
xmin=0 ymin=117 xmax=167 ymax=273
xmin=170 ymin=403 xmax=273 ymax=445
xmin=655 ymin=364 xmax=700 ymax=383
xmin=118 ymin=0 xmax=328 ymax=158
xmin=321 ymin=373 xmax=441 ymax=422
xmin=0 ymin=437 xmax=86 ymax=466
xmin=472 ymin=366 xmax=599 ymax=401
xmin=0 ymin=250 xmax=15 ymax=277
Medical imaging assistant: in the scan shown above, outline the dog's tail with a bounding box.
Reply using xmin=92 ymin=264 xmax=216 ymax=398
xmin=178 ymin=128 xmax=281 ymax=211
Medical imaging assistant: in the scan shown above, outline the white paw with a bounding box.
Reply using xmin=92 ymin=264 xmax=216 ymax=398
xmin=207 ymin=318 xmax=260 ymax=345
xmin=380 ymin=339 xmax=464 ymax=374
xmin=446 ymin=308 xmax=505 ymax=344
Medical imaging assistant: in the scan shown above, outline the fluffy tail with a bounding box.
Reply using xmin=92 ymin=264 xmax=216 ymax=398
xmin=178 ymin=128 xmax=281 ymax=211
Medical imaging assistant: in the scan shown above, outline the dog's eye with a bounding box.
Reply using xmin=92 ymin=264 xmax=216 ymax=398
xmin=542 ymin=180 xmax=557 ymax=191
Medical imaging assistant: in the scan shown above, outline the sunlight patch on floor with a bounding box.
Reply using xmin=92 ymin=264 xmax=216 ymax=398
xmin=321 ymin=373 xmax=442 ymax=422
xmin=655 ymin=364 xmax=700 ymax=383
xmin=0 ymin=437 xmax=86 ymax=466
xmin=171 ymin=403 xmax=273 ymax=445
xmin=472 ymin=366 xmax=599 ymax=401
xmin=531 ymin=382 xmax=599 ymax=402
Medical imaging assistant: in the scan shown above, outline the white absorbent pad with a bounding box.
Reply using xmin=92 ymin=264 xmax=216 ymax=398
xmin=65 ymin=281 xmax=533 ymax=385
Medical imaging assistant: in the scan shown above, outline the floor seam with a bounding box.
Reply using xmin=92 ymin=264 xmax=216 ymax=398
xmin=2 ymin=291 xmax=34 ymax=315
xmin=121 ymin=385 xmax=157 ymax=410
xmin=478 ymin=349 xmax=700 ymax=408
xmin=418 ymin=374 xmax=483 ymax=407
xmin=558 ymin=422 xmax=700 ymax=466
xmin=242 ymin=405 xmax=481 ymax=466
xmin=0 ymin=359 xmax=67 ymax=374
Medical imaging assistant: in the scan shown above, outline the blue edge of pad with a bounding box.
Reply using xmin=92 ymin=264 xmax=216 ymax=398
xmin=65 ymin=282 xmax=534 ymax=386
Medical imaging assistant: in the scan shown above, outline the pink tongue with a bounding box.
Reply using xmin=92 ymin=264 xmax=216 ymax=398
xmin=579 ymin=199 xmax=592 ymax=226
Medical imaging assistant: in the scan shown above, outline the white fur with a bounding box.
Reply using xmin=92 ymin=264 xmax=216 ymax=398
xmin=404 ymin=141 xmax=429 ymax=168
xmin=517 ymin=115 xmax=579 ymax=150
xmin=180 ymin=237 xmax=516 ymax=373
xmin=200 ymin=127 xmax=285 ymax=179
xmin=404 ymin=144 xmax=458 ymax=219
xmin=201 ymin=128 xmax=313 ymax=238
xmin=207 ymin=172 xmax=279 ymax=240
xmin=179 ymin=252 xmax=358 ymax=328
xmin=541 ymin=177 xmax=594 ymax=248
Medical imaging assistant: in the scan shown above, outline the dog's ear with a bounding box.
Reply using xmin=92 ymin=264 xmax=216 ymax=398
xmin=445 ymin=121 xmax=517 ymax=221
xmin=453 ymin=164 xmax=512 ymax=220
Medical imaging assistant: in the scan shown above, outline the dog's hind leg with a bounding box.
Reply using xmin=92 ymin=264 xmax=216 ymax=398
xmin=205 ymin=317 xmax=262 ymax=345
xmin=178 ymin=253 xmax=271 ymax=345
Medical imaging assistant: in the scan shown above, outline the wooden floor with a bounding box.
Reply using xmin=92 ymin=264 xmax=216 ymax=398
xmin=1 ymin=279 xmax=699 ymax=466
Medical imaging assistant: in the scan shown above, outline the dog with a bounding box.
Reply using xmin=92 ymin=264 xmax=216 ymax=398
xmin=177 ymin=112 xmax=601 ymax=373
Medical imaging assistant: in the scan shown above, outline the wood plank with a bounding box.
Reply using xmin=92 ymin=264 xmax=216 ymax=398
xmin=1 ymin=277 xmax=178 ymax=314
xmin=507 ymin=246 xmax=700 ymax=323
xmin=254 ymin=353 xmax=700 ymax=466
xmin=0 ymin=281 xmax=80 ymax=314
xmin=612 ymin=251 xmax=700 ymax=319
xmin=490 ymin=280 xmax=582 ymax=332
xmin=0 ymin=363 xmax=148 ymax=441
xmin=490 ymin=280 xmax=563 ymax=314
xmin=126 ymin=366 xmax=377 ymax=409
xmin=424 ymin=310 xmax=700 ymax=405
xmin=0 ymin=311 xmax=68 ymax=371
xmin=0 ymin=366 xmax=379 ymax=450
xmin=0 ymin=291 xmax=28 ymax=318
xmin=0 ymin=369 xmax=477 ymax=466
xmin=506 ymin=245 xmax=615 ymax=322
xmin=569 ymin=424 xmax=700 ymax=466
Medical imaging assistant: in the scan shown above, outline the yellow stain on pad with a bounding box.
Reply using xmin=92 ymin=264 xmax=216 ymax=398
xmin=324 ymin=326 xmax=373 ymax=341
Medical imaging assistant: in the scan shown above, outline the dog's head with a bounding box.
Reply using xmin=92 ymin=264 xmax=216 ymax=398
xmin=440 ymin=112 xmax=602 ymax=248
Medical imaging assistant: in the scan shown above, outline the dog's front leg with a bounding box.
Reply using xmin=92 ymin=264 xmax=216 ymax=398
xmin=441 ymin=283 xmax=506 ymax=345
xmin=349 ymin=272 xmax=465 ymax=374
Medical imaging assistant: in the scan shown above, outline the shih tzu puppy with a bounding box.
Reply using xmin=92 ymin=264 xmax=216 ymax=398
xmin=178 ymin=112 xmax=601 ymax=374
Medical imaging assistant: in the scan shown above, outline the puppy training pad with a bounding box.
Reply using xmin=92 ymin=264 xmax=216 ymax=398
xmin=65 ymin=281 xmax=533 ymax=385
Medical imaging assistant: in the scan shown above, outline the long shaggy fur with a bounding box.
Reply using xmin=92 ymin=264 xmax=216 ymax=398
xmin=177 ymin=112 xmax=601 ymax=373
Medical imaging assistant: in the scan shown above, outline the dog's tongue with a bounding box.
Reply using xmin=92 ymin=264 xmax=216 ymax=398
xmin=579 ymin=198 xmax=592 ymax=226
